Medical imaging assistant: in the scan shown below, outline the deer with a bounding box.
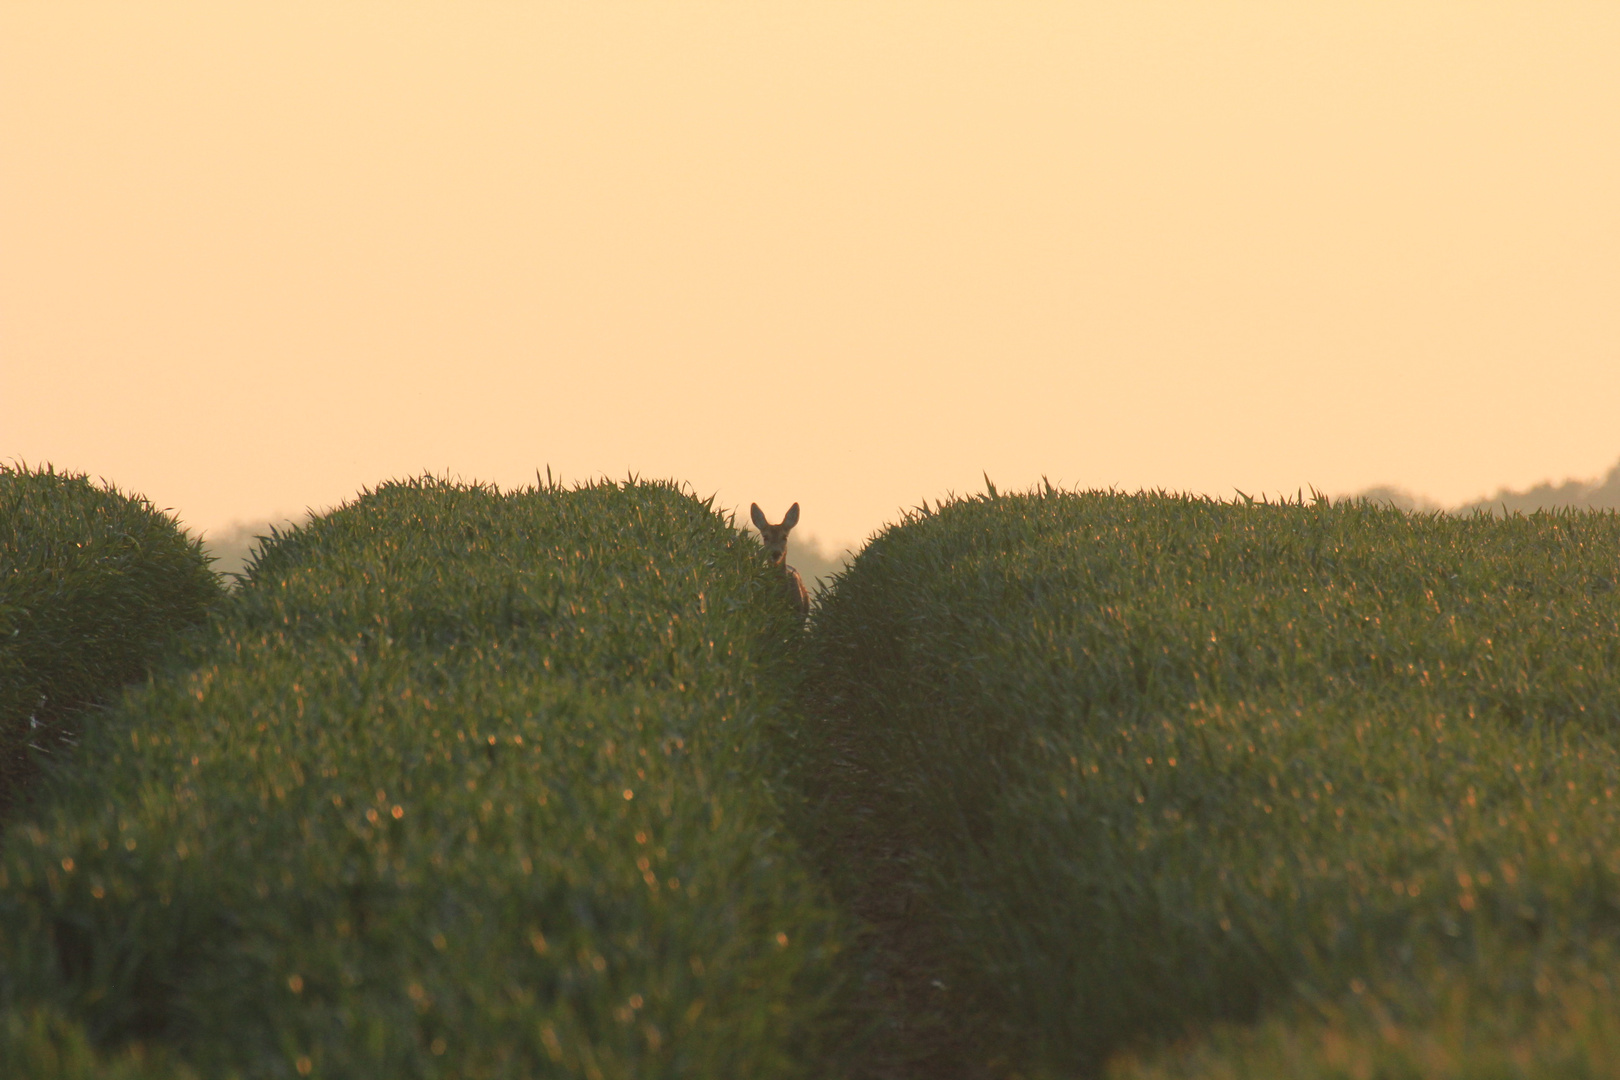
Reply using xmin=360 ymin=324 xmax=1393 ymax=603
xmin=750 ymin=502 xmax=810 ymax=622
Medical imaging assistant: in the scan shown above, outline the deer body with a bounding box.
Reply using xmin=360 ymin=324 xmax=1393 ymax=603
xmin=751 ymin=502 xmax=810 ymax=621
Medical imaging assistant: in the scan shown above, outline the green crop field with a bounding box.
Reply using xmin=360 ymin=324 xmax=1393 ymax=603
xmin=0 ymin=476 xmax=847 ymax=1078
xmin=0 ymin=465 xmax=222 ymax=825
xmin=11 ymin=468 xmax=1620 ymax=1079
xmin=800 ymin=486 xmax=1620 ymax=1077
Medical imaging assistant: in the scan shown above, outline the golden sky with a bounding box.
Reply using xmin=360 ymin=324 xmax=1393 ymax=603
xmin=4 ymin=3 xmax=1617 ymax=549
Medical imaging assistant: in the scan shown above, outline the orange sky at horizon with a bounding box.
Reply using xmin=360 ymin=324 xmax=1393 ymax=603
xmin=4 ymin=3 xmax=1617 ymax=549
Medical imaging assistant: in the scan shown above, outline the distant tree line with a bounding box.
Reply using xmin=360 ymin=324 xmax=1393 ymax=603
xmin=199 ymin=516 xmax=308 ymax=582
xmin=1351 ymin=455 xmax=1620 ymax=516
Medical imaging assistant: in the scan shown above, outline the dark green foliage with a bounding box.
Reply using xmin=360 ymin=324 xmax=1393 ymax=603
xmin=0 ymin=476 xmax=844 ymax=1078
xmin=0 ymin=465 xmax=222 ymax=821
xmin=802 ymin=487 xmax=1620 ymax=1075
xmin=0 ymin=1008 xmax=199 ymax=1079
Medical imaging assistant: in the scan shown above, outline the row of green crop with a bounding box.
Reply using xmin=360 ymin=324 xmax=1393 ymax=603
xmin=1 ymin=476 xmax=846 ymax=1079
xmin=801 ymin=488 xmax=1620 ymax=1076
xmin=0 ymin=465 xmax=221 ymax=824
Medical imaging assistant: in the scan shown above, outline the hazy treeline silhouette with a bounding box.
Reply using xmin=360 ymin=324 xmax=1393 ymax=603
xmin=198 ymin=515 xmax=309 ymax=581
xmin=1352 ymin=454 xmax=1620 ymax=516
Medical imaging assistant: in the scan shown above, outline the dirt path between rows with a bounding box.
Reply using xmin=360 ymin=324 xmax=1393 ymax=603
xmin=807 ymin=733 xmax=1011 ymax=1080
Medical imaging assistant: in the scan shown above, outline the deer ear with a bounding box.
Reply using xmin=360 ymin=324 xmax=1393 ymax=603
xmin=750 ymin=503 xmax=768 ymax=530
xmin=783 ymin=503 xmax=800 ymax=529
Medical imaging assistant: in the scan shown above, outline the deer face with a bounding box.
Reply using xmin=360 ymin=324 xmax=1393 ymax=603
xmin=750 ymin=502 xmax=800 ymax=568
